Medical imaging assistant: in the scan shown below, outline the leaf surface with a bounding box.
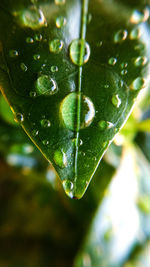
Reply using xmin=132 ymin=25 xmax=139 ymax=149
xmin=0 ymin=0 xmax=150 ymax=198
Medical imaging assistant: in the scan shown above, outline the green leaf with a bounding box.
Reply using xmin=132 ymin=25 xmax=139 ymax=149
xmin=0 ymin=0 xmax=150 ymax=198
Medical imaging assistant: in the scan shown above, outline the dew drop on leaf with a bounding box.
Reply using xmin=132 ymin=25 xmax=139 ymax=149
xmin=49 ymin=39 xmax=64 ymax=53
xmin=42 ymin=140 xmax=49 ymax=145
xmin=56 ymin=16 xmax=66 ymax=28
xmin=111 ymin=94 xmax=121 ymax=108
xmin=108 ymin=57 xmax=117 ymax=66
xmin=62 ymin=180 xmax=74 ymax=198
xmin=98 ymin=120 xmax=114 ymax=130
xmin=34 ymin=34 xmax=42 ymax=42
xmin=114 ymin=29 xmax=128 ymax=43
xmin=35 ymin=75 xmax=58 ymax=96
xmin=130 ymin=8 xmax=149 ymax=24
xmin=19 ymin=6 xmax=47 ymax=29
xmin=26 ymin=37 xmax=34 ymax=44
xmin=32 ymin=130 xmax=39 ymax=136
xmin=20 ymin=62 xmax=28 ymax=72
xmin=69 ymin=39 xmax=90 ymax=66
xmin=60 ymin=92 xmax=95 ymax=131
xmin=15 ymin=113 xmax=24 ymax=123
xmin=134 ymin=56 xmax=147 ymax=67
xmin=130 ymin=28 xmax=141 ymax=40
xmin=9 ymin=50 xmax=18 ymax=58
xmin=40 ymin=119 xmax=51 ymax=128
xmin=51 ymin=66 xmax=58 ymax=72
xmin=29 ymin=91 xmax=37 ymax=98
xmin=33 ymin=54 xmax=40 ymax=60
xmin=121 ymin=69 xmax=127 ymax=75
xmin=130 ymin=77 xmax=145 ymax=90
xmin=53 ymin=150 xmax=67 ymax=168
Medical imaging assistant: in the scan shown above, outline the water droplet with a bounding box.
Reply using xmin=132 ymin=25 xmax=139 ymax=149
xmin=114 ymin=29 xmax=128 ymax=43
xmin=55 ymin=0 xmax=66 ymax=5
xmin=108 ymin=57 xmax=117 ymax=66
xmin=26 ymin=37 xmax=34 ymax=43
xmin=130 ymin=28 xmax=141 ymax=40
xmin=49 ymin=39 xmax=64 ymax=53
xmin=32 ymin=129 xmax=39 ymax=136
xmin=87 ymin=13 xmax=92 ymax=24
xmin=134 ymin=56 xmax=147 ymax=67
xmin=36 ymin=75 xmax=58 ymax=96
xmin=33 ymin=54 xmax=40 ymax=60
xmin=53 ymin=150 xmax=67 ymax=168
xmin=130 ymin=8 xmax=149 ymax=24
xmin=111 ymin=94 xmax=121 ymax=108
xmin=130 ymin=77 xmax=145 ymax=90
xmin=34 ymin=33 xmax=42 ymax=41
xmin=121 ymin=62 xmax=128 ymax=68
xmin=62 ymin=180 xmax=74 ymax=198
xmin=40 ymin=119 xmax=51 ymax=128
xmin=19 ymin=6 xmax=47 ymax=29
xmin=69 ymin=39 xmax=90 ymax=66
xmin=42 ymin=140 xmax=49 ymax=145
xmin=79 ymin=139 xmax=83 ymax=146
xmin=29 ymin=91 xmax=37 ymax=98
xmin=20 ymin=62 xmax=28 ymax=72
xmin=60 ymin=92 xmax=95 ymax=131
xmin=9 ymin=50 xmax=18 ymax=58
xmin=56 ymin=16 xmax=66 ymax=28
xmin=98 ymin=120 xmax=114 ymax=130
xmin=121 ymin=69 xmax=127 ymax=75
xmin=104 ymin=84 xmax=109 ymax=88
xmin=15 ymin=113 xmax=24 ymax=123
xmin=51 ymin=65 xmax=58 ymax=72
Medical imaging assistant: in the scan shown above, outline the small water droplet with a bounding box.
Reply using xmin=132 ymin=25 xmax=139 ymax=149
xmin=55 ymin=0 xmax=66 ymax=5
xmin=19 ymin=6 xmax=47 ymax=29
xmin=51 ymin=65 xmax=58 ymax=72
xmin=130 ymin=8 xmax=149 ymax=24
xmin=121 ymin=69 xmax=127 ymax=75
xmin=96 ymin=41 xmax=103 ymax=47
xmin=79 ymin=139 xmax=83 ymax=146
xmin=87 ymin=13 xmax=92 ymax=24
xmin=34 ymin=33 xmax=42 ymax=41
xmin=62 ymin=180 xmax=74 ymax=198
xmin=56 ymin=16 xmax=66 ymax=28
xmin=42 ymin=140 xmax=49 ymax=145
xmin=15 ymin=113 xmax=24 ymax=123
xmin=20 ymin=62 xmax=28 ymax=72
xmin=69 ymin=39 xmax=90 ymax=66
xmin=121 ymin=62 xmax=128 ymax=68
xmin=49 ymin=39 xmax=64 ymax=53
xmin=53 ymin=150 xmax=67 ymax=168
xmin=111 ymin=94 xmax=121 ymax=108
xmin=32 ymin=129 xmax=39 ymax=136
xmin=26 ymin=37 xmax=34 ymax=43
xmin=130 ymin=28 xmax=141 ymax=40
xmin=36 ymin=75 xmax=58 ymax=96
xmin=40 ymin=119 xmax=51 ymax=128
xmin=108 ymin=57 xmax=117 ymax=66
xmin=114 ymin=29 xmax=128 ymax=43
xmin=98 ymin=120 xmax=114 ymax=130
xmin=33 ymin=54 xmax=40 ymax=60
xmin=104 ymin=84 xmax=109 ymax=88
xmin=9 ymin=49 xmax=18 ymax=58
xmin=29 ymin=91 xmax=37 ymax=98
xmin=60 ymin=92 xmax=95 ymax=131
xmin=134 ymin=56 xmax=147 ymax=67
xmin=130 ymin=77 xmax=145 ymax=90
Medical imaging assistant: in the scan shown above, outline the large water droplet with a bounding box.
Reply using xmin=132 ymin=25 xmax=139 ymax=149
xmin=130 ymin=77 xmax=145 ymax=90
xmin=111 ymin=94 xmax=121 ymax=108
xmin=36 ymin=75 xmax=58 ymax=96
xmin=9 ymin=50 xmax=18 ymax=58
xmin=56 ymin=16 xmax=66 ymax=28
xmin=62 ymin=180 xmax=74 ymax=198
xmin=19 ymin=6 xmax=47 ymax=29
xmin=114 ymin=29 xmax=128 ymax=43
xmin=53 ymin=150 xmax=67 ymax=168
xmin=130 ymin=8 xmax=149 ymax=24
xmin=69 ymin=39 xmax=90 ymax=66
xmin=134 ymin=56 xmax=147 ymax=67
xmin=40 ymin=119 xmax=51 ymax=128
xmin=55 ymin=0 xmax=66 ymax=5
xmin=49 ymin=39 xmax=64 ymax=53
xmin=60 ymin=92 xmax=95 ymax=131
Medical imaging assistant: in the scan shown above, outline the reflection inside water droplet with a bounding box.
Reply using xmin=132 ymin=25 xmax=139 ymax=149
xmin=114 ymin=29 xmax=128 ymax=43
xmin=130 ymin=77 xmax=145 ymax=90
xmin=111 ymin=94 xmax=121 ymax=108
xmin=60 ymin=92 xmax=95 ymax=131
xmin=19 ymin=6 xmax=47 ymax=29
xmin=62 ymin=180 xmax=74 ymax=198
xmin=36 ymin=75 xmax=58 ymax=96
xmin=69 ymin=39 xmax=90 ymax=66
xmin=49 ymin=39 xmax=64 ymax=53
xmin=53 ymin=150 xmax=67 ymax=168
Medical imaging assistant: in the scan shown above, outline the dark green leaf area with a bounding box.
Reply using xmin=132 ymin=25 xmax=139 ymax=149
xmin=0 ymin=0 xmax=149 ymax=198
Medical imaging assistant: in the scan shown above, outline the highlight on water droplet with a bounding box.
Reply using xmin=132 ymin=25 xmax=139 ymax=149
xmin=62 ymin=180 xmax=74 ymax=198
xmin=33 ymin=54 xmax=40 ymax=60
xmin=69 ymin=39 xmax=90 ymax=66
xmin=20 ymin=62 xmax=28 ymax=72
xmin=111 ymin=94 xmax=121 ymax=108
xmin=29 ymin=91 xmax=37 ymax=98
xmin=9 ymin=50 xmax=19 ymax=58
xmin=42 ymin=140 xmax=49 ymax=145
xmin=34 ymin=34 xmax=42 ymax=42
xmin=14 ymin=113 xmax=24 ymax=123
xmin=130 ymin=77 xmax=145 ymax=90
xmin=60 ymin=92 xmax=95 ymax=131
xmin=56 ymin=16 xmax=66 ymax=28
xmin=26 ymin=37 xmax=34 ymax=44
xmin=108 ymin=57 xmax=117 ymax=66
xmin=49 ymin=39 xmax=64 ymax=53
xmin=35 ymin=75 xmax=58 ymax=96
xmin=53 ymin=150 xmax=67 ymax=168
xmin=121 ymin=69 xmax=127 ymax=75
xmin=134 ymin=56 xmax=147 ymax=67
xmin=55 ymin=0 xmax=66 ymax=5
xmin=51 ymin=66 xmax=58 ymax=72
xmin=32 ymin=129 xmax=39 ymax=136
xmin=114 ymin=29 xmax=128 ymax=43
xmin=98 ymin=120 xmax=114 ymax=130
xmin=130 ymin=8 xmax=149 ymax=24
xmin=40 ymin=119 xmax=51 ymax=128
xmin=18 ymin=6 xmax=47 ymax=29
